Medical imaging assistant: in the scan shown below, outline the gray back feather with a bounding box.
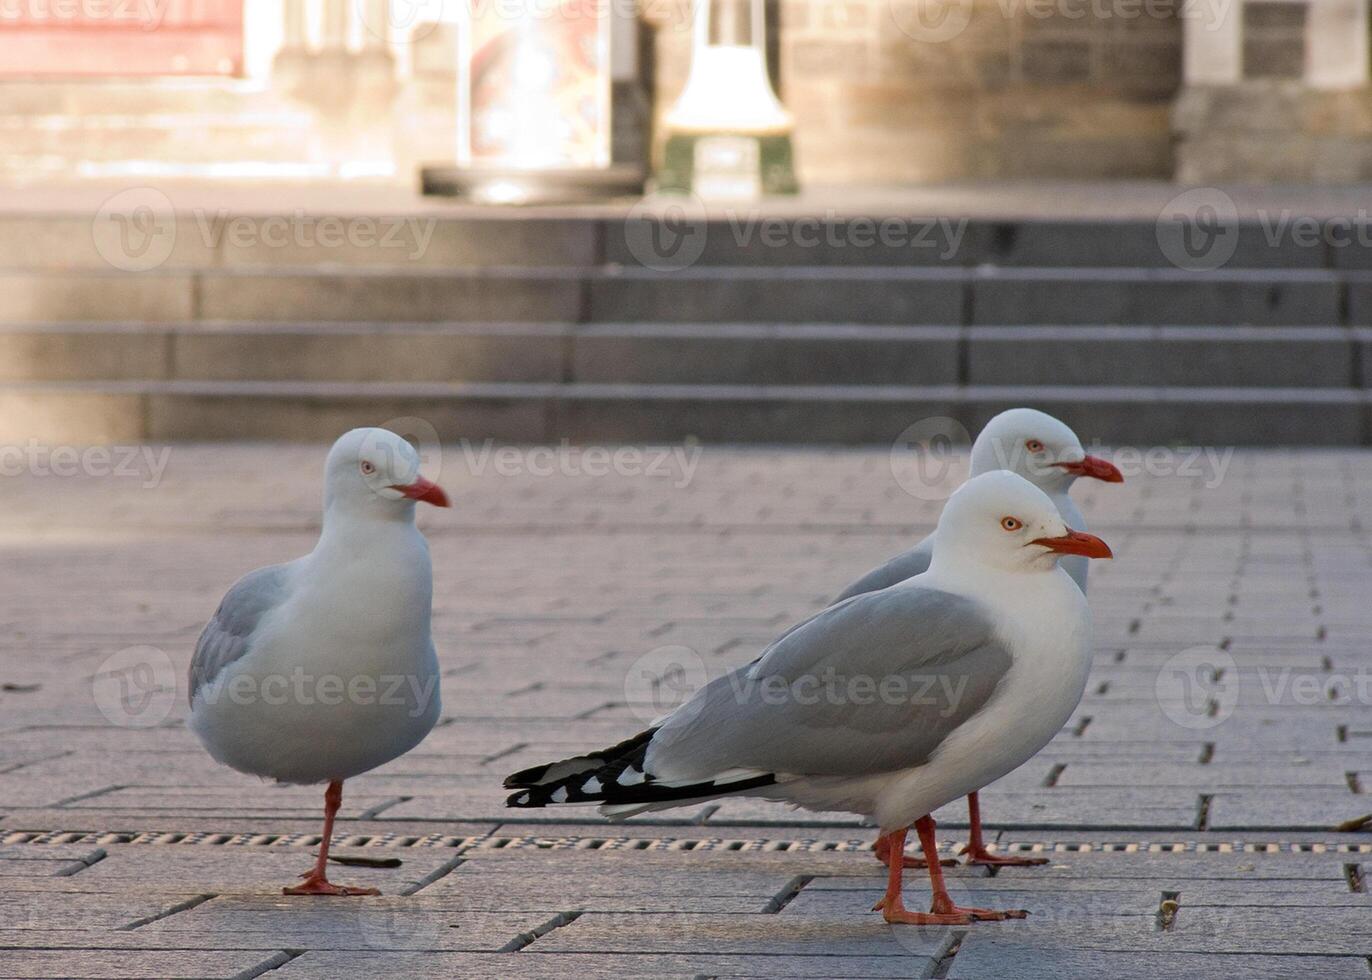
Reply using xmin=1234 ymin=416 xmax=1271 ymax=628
xmin=830 ymin=536 xmax=934 ymax=604
xmin=647 ymin=585 xmax=1013 ymax=782
xmin=188 ymin=563 xmax=291 ymax=706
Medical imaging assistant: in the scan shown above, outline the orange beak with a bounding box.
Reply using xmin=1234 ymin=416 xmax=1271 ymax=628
xmin=1054 ymin=455 xmax=1123 ymax=483
xmin=391 ymin=476 xmax=450 ymax=508
xmin=1030 ymin=529 xmax=1112 ymax=560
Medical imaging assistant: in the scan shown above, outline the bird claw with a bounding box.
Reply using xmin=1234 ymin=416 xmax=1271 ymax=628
xmin=963 ymin=849 xmax=1049 ymax=868
xmin=283 ymin=876 xmax=381 ymax=897
xmin=930 ymin=895 xmax=1028 ymax=921
xmin=873 ymin=896 xmax=973 ymax=925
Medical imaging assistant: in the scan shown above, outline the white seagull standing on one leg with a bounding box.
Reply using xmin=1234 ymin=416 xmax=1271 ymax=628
xmin=189 ymin=427 xmax=449 ymax=896
xmin=835 ymin=407 xmax=1122 ymax=870
xmin=505 ymin=471 xmax=1111 ymax=925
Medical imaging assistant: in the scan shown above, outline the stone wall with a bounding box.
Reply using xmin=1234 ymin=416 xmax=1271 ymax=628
xmin=649 ymin=0 xmax=1183 ymax=185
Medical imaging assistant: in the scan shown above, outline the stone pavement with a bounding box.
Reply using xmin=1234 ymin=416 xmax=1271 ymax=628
xmin=1 ymin=442 xmax=1370 ymax=978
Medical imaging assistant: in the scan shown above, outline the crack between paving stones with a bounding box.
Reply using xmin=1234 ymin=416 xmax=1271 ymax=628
xmin=1345 ymin=864 xmax=1365 ymax=894
xmin=358 ymin=796 xmax=411 ymax=819
xmin=762 ymin=874 xmax=813 ymax=913
xmin=1196 ymin=795 xmax=1213 ymax=831
xmin=930 ymin=930 xmax=967 ymax=979
xmin=480 ymin=742 xmax=528 ymax=766
xmin=51 ymin=784 xmax=124 ymax=807
xmin=232 ymin=949 xmax=305 ymax=979
xmin=118 ymin=893 xmax=216 ymax=930
xmin=498 ymin=910 xmax=585 ymax=953
xmin=399 ymin=854 xmax=466 ymax=896
xmin=55 ymin=847 xmax=106 ymax=877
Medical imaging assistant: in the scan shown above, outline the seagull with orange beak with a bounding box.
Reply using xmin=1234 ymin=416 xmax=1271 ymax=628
xmin=835 ymin=408 xmax=1121 ymax=871
xmin=188 ymin=427 xmax=448 ymax=896
xmin=507 ymin=472 xmax=1111 ymax=925
xmin=839 ymin=408 xmax=1122 ymax=601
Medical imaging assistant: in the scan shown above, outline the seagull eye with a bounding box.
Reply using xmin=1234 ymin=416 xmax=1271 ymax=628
xmin=1001 ymin=516 xmax=1023 ymax=532
xmin=1025 ymin=439 xmax=1044 ymax=453
xmin=360 ymin=460 xmax=376 ymax=476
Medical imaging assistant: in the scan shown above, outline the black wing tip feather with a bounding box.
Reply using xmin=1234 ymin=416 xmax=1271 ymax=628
xmin=501 ymin=725 xmax=777 ymax=810
xmin=502 ymin=728 xmax=658 ymax=791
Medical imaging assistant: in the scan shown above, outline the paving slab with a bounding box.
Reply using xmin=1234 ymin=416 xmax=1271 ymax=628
xmin=3 ymin=445 xmax=1372 ymax=976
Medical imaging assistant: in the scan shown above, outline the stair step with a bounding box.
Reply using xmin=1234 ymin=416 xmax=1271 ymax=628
xmin=0 ymin=322 xmax=1358 ymax=389
xmin=0 ymin=267 xmax=1359 ymax=326
xmin=0 ymin=208 xmax=1357 ymax=272
xmin=1 ymin=380 xmax=1362 ymax=445
xmin=0 ymin=217 xmax=597 ymax=271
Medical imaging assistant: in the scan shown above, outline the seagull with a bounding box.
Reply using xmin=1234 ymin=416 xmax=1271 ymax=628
xmin=505 ymin=471 xmax=1111 ymax=924
xmin=188 ymin=427 xmax=448 ymax=896
xmin=841 ymin=407 xmax=1121 ymax=600
xmin=839 ymin=408 xmax=1122 ymax=870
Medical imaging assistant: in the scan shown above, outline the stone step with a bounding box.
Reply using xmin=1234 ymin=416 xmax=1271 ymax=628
xmin=0 ymin=323 xmax=1359 ymax=389
xmin=0 ymin=267 xmax=1357 ymax=326
xmin=0 ymin=218 xmax=597 ymax=271
xmin=0 ymin=209 xmax=1355 ymax=272
xmin=1 ymin=379 xmax=1363 ymax=445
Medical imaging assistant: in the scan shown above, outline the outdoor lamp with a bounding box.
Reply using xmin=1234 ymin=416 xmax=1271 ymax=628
xmin=659 ymin=0 xmax=798 ymax=198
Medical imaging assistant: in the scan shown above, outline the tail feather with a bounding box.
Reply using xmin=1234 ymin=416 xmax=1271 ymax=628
xmin=503 ymin=728 xmax=776 ymax=812
xmin=504 ymin=729 xmax=656 ymax=790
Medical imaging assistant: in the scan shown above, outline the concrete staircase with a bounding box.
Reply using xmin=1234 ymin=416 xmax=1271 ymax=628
xmin=1 ymin=206 xmax=1367 ymax=445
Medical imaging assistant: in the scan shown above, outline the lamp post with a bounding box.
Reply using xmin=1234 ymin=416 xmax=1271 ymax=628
xmin=659 ymin=0 xmax=797 ymax=198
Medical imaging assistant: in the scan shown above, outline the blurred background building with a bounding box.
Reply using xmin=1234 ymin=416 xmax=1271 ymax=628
xmin=2 ymin=0 xmax=1370 ymax=449
xmin=2 ymin=0 xmax=1368 ymax=185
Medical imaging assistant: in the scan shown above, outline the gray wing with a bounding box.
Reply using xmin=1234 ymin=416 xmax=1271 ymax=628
xmin=830 ymin=535 xmax=934 ymax=604
xmin=646 ymin=585 xmax=1012 ymax=782
xmin=188 ymin=563 xmax=292 ymax=706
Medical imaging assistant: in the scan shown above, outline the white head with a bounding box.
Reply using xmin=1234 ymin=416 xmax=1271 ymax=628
xmin=932 ymin=470 xmax=1112 ymax=576
xmin=322 ymin=427 xmax=450 ymax=520
xmin=969 ymin=408 xmax=1122 ymax=494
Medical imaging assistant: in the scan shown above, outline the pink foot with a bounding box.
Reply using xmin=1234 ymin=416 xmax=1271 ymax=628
xmin=283 ymin=873 xmax=380 ymax=897
xmin=963 ymin=846 xmax=1049 ymax=868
